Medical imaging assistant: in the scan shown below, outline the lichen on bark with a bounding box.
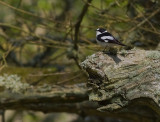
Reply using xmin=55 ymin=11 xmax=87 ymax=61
xmin=81 ymin=49 xmax=160 ymax=117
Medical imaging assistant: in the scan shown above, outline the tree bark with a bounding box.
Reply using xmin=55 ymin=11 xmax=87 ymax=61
xmin=0 ymin=49 xmax=160 ymax=121
xmin=81 ymin=49 xmax=160 ymax=121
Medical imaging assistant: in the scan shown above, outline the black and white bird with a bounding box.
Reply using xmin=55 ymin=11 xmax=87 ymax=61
xmin=96 ymin=28 xmax=126 ymax=49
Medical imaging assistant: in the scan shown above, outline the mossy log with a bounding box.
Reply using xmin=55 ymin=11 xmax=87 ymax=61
xmin=0 ymin=83 xmax=97 ymax=113
xmin=0 ymin=49 xmax=160 ymax=121
xmin=81 ymin=49 xmax=160 ymax=121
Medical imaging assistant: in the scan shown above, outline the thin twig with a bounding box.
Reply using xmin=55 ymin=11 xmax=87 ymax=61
xmin=131 ymin=3 xmax=157 ymax=32
xmin=0 ymin=23 xmax=69 ymax=47
xmin=57 ymin=73 xmax=83 ymax=85
xmin=74 ymin=0 xmax=92 ymax=50
xmin=81 ymin=0 xmax=101 ymax=11
xmin=29 ymin=71 xmax=79 ymax=77
xmin=128 ymin=8 xmax=160 ymax=33
xmin=72 ymin=0 xmax=92 ymax=70
xmin=0 ymin=1 xmax=61 ymax=24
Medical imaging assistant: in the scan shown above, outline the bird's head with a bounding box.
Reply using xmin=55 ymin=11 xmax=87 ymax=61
xmin=96 ymin=28 xmax=107 ymax=33
xmin=96 ymin=28 xmax=107 ymax=36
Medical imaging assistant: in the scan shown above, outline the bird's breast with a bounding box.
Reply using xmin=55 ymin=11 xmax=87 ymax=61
xmin=96 ymin=39 xmax=117 ymax=47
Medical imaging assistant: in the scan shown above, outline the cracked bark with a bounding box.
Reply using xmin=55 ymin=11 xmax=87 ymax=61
xmin=0 ymin=49 xmax=160 ymax=121
xmin=81 ymin=49 xmax=160 ymax=121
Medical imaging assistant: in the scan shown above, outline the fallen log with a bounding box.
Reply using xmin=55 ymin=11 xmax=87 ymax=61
xmin=0 ymin=49 xmax=160 ymax=121
xmin=81 ymin=49 xmax=160 ymax=121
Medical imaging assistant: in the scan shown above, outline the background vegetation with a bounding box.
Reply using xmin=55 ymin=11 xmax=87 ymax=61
xmin=0 ymin=0 xmax=159 ymax=121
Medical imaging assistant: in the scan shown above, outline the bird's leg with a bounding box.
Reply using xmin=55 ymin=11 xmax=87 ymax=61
xmin=103 ymin=46 xmax=107 ymax=52
xmin=103 ymin=46 xmax=111 ymax=54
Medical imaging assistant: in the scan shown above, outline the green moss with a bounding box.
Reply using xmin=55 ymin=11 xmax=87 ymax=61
xmin=146 ymin=51 xmax=160 ymax=60
xmin=119 ymin=49 xmax=129 ymax=56
xmin=0 ymin=74 xmax=29 ymax=93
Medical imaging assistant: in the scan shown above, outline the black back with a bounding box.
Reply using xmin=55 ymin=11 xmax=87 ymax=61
xmin=96 ymin=28 xmax=106 ymax=33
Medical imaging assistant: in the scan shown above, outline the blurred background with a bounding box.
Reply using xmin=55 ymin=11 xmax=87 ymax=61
xmin=0 ymin=0 xmax=160 ymax=122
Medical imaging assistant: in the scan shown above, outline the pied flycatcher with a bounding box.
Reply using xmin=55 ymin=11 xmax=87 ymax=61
xmin=96 ymin=28 xmax=126 ymax=49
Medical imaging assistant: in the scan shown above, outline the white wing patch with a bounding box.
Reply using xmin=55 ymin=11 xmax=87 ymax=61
xmin=101 ymin=36 xmax=114 ymax=40
xmin=102 ymin=30 xmax=108 ymax=33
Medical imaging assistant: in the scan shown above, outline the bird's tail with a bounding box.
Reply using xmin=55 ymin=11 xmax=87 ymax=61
xmin=114 ymin=38 xmax=126 ymax=46
xmin=119 ymin=43 xmax=126 ymax=46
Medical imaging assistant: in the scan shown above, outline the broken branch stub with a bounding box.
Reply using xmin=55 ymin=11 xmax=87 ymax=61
xmin=81 ymin=49 xmax=160 ymax=117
